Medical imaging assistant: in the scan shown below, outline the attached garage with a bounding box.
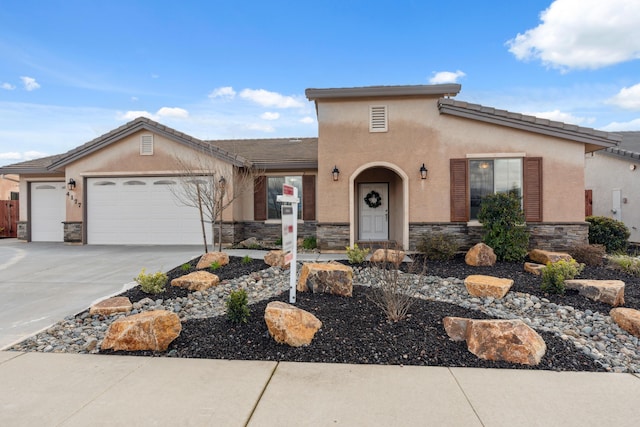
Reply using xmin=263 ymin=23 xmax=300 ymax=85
xmin=87 ymin=177 xmax=210 ymax=245
xmin=30 ymin=182 xmax=66 ymax=242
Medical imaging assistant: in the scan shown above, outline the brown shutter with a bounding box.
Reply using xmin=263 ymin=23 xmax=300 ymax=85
xmin=450 ymin=158 xmax=469 ymax=222
xmin=253 ymin=176 xmax=266 ymax=221
xmin=302 ymin=175 xmax=316 ymax=221
xmin=585 ymin=189 xmax=593 ymax=217
xmin=523 ymin=157 xmax=543 ymax=222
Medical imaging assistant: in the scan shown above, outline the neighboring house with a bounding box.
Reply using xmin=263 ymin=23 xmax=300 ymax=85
xmin=0 ymin=174 xmax=19 ymax=237
xmin=585 ymin=131 xmax=640 ymax=243
xmin=0 ymin=173 xmax=19 ymax=200
xmin=0 ymin=84 xmax=621 ymax=251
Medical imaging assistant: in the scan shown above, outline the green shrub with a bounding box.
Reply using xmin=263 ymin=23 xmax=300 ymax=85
xmin=540 ymin=259 xmax=584 ymax=294
xmin=477 ymin=192 xmax=529 ymax=261
xmin=274 ymin=237 xmax=282 ymax=246
xmin=226 ymin=289 xmax=250 ymax=323
xmin=135 ymin=268 xmax=168 ymax=294
xmin=180 ymin=263 xmax=191 ymax=272
xmin=242 ymin=255 xmax=252 ymax=264
xmin=302 ymin=236 xmax=317 ymax=250
xmin=586 ymin=216 xmax=630 ymax=253
xmin=346 ymin=244 xmax=370 ymax=264
xmin=210 ymin=261 xmax=222 ymax=271
xmin=608 ymin=254 xmax=640 ymax=277
xmin=416 ymin=233 xmax=459 ymax=261
xmin=570 ymin=244 xmax=605 ymax=266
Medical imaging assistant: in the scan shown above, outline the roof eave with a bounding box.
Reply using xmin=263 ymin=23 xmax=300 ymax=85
xmin=305 ymin=84 xmax=461 ymax=101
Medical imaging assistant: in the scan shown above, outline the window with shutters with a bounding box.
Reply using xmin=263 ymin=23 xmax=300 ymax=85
xmin=254 ymin=175 xmax=315 ymax=221
xmin=451 ymin=157 xmax=542 ymax=222
xmin=140 ymin=134 xmax=154 ymax=155
xmin=369 ymin=105 xmax=388 ymax=132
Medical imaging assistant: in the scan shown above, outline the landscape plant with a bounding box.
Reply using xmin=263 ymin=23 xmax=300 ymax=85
xmin=226 ymin=289 xmax=250 ymax=323
xmin=416 ymin=233 xmax=459 ymax=260
xmin=181 ymin=263 xmax=191 ymax=272
xmin=607 ymin=254 xmax=640 ymax=277
xmin=210 ymin=261 xmax=222 ymax=271
xmin=346 ymin=244 xmax=370 ymax=264
xmin=540 ymin=259 xmax=584 ymax=294
xmin=134 ymin=268 xmax=168 ymax=294
xmin=477 ymin=191 xmax=529 ymax=261
xmin=241 ymin=255 xmax=252 ymax=264
xmin=302 ymin=236 xmax=317 ymax=250
xmin=586 ymin=216 xmax=630 ymax=253
xmin=368 ymin=248 xmax=427 ymax=322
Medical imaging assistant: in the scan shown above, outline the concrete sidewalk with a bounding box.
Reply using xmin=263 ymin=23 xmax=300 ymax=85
xmin=1 ymin=351 xmax=639 ymax=427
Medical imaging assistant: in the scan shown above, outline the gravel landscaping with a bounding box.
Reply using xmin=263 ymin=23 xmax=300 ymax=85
xmin=10 ymin=253 xmax=640 ymax=372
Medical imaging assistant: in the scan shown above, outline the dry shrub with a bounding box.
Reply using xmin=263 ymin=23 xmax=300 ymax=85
xmin=570 ymin=244 xmax=606 ymax=266
xmin=367 ymin=246 xmax=427 ymax=322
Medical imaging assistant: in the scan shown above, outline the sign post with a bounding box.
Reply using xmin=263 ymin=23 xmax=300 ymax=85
xmin=277 ymin=184 xmax=299 ymax=303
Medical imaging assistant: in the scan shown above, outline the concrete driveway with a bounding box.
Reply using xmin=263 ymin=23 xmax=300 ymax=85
xmin=0 ymin=239 xmax=203 ymax=350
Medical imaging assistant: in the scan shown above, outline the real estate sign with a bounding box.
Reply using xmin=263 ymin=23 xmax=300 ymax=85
xmin=276 ymin=184 xmax=299 ymax=303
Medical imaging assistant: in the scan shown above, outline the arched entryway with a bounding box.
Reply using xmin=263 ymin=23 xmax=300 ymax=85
xmin=349 ymin=162 xmax=409 ymax=249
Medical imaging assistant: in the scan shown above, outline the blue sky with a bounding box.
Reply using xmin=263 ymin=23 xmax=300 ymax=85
xmin=1 ymin=0 xmax=640 ymax=166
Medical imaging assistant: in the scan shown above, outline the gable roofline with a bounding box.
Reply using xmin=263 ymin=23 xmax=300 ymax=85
xmin=305 ymin=84 xmax=461 ymax=101
xmin=0 ymin=154 xmax=64 ymax=175
xmin=47 ymin=117 xmax=251 ymax=171
xmin=602 ymin=146 xmax=640 ymax=161
xmin=438 ymin=98 xmax=621 ymax=150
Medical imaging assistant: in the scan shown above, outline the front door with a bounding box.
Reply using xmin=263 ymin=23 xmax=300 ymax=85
xmin=359 ymin=183 xmax=388 ymax=241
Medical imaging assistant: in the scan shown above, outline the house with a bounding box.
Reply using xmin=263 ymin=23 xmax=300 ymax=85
xmin=0 ymin=174 xmax=19 ymax=238
xmin=0 ymin=84 xmax=621 ymax=251
xmin=585 ymin=131 xmax=640 ymax=243
xmin=0 ymin=174 xmax=19 ymax=200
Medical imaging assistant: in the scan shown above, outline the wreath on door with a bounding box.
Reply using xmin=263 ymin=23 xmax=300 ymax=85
xmin=364 ymin=190 xmax=382 ymax=208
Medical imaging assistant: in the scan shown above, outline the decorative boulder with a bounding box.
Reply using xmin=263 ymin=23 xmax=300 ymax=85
xmin=101 ymin=310 xmax=182 ymax=352
xmin=171 ymin=271 xmax=220 ymax=291
xmin=443 ymin=317 xmax=546 ymax=365
xmin=464 ymin=275 xmax=514 ymax=299
xmin=264 ymin=301 xmax=322 ymax=347
xmin=370 ymin=249 xmax=406 ymax=264
xmin=297 ymin=262 xmax=353 ymax=297
xmin=237 ymin=237 xmax=260 ymax=248
xmin=524 ymin=262 xmax=545 ymax=276
xmin=196 ymin=252 xmax=230 ymax=270
xmin=528 ymin=249 xmax=572 ymax=265
xmin=465 ymin=243 xmax=497 ymax=266
xmin=264 ymin=250 xmax=290 ymax=269
xmin=564 ymin=279 xmax=625 ymax=307
xmin=89 ymin=297 xmax=133 ymax=316
xmin=610 ymin=308 xmax=640 ymax=338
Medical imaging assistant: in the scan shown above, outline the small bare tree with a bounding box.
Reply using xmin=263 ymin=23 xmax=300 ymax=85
xmin=368 ymin=245 xmax=428 ymax=322
xmin=170 ymin=151 xmax=259 ymax=252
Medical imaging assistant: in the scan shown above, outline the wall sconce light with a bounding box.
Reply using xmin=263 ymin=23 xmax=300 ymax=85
xmin=420 ymin=163 xmax=428 ymax=180
xmin=67 ymin=178 xmax=76 ymax=190
xmin=332 ymin=165 xmax=340 ymax=181
xmin=218 ymin=176 xmax=226 ymax=187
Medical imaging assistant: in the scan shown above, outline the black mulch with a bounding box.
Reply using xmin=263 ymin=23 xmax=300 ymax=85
xmin=101 ymin=254 xmax=640 ymax=372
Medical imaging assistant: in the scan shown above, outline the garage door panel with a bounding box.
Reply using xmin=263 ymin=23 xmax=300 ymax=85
xmin=31 ymin=182 xmax=66 ymax=242
xmin=87 ymin=177 xmax=211 ymax=245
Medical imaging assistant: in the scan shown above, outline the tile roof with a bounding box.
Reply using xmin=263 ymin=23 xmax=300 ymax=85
xmin=210 ymin=138 xmax=318 ymax=170
xmin=601 ymin=131 xmax=640 ymax=161
xmin=0 ymin=154 xmax=64 ymax=175
xmin=438 ymin=98 xmax=621 ymax=151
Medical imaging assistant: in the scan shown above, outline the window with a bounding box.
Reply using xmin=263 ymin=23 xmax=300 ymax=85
xmin=469 ymin=158 xmax=522 ymax=219
xmin=140 ymin=135 xmax=154 ymax=155
xmin=450 ymin=157 xmax=542 ymax=222
xmin=369 ymin=105 xmax=388 ymax=132
xmin=10 ymin=191 xmax=19 ymax=200
xmin=267 ymin=176 xmax=303 ymax=220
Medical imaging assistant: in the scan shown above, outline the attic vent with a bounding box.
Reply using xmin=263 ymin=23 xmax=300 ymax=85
xmin=140 ymin=135 xmax=154 ymax=155
xmin=369 ymin=105 xmax=388 ymax=132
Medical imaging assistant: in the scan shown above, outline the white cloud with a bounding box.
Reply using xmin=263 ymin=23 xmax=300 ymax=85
xmin=246 ymin=122 xmax=275 ymax=132
xmin=209 ymin=86 xmax=236 ymax=99
xmin=429 ymin=70 xmax=466 ymax=84
xmin=507 ymin=0 xmax=640 ymax=70
xmin=23 ymin=150 xmax=49 ymax=160
xmin=0 ymin=150 xmax=48 ymax=162
xmin=602 ymin=117 xmax=640 ymax=131
xmin=131 ymin=96 xmax=138 ymax=102
xmin=260 ymin=112 xmax=280 ymax=120
xmin=299 ymin=116 xmax=315 ymax=124
xmin=607 ymin=83 xmax=640 ymax=110
xmin=20 ymin=76 xmax=41 ymax=91
xmin=157 ymin=107 xmax=189 ymax=119
xmin=522 ymin=109 xmax=594 ymax=125
xmin=1 ymin=83 xmax=15 ymax=90
xmin=118 ymin=110 xmax=154 ymax=121
xmin=0 ymin=152 xmax=21 ymax=160
xmin=239 ymin=88 xmax=304 ymax=108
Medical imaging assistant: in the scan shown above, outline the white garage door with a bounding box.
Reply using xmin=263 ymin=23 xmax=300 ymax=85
xmin=87 ymin=177 xmax=210 ymax=245
xmin=31 ymin=182 xmax=66 ymax=242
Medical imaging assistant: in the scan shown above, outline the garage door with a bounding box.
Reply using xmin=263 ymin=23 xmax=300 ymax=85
xmin=31 ymin=182 xmax=66 ymax=242
xmin=87 ymin=177 xmax=211 ymax=244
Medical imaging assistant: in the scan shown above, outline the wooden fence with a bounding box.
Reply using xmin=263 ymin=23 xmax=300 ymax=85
xmin=0 ymin=200 xmax=18 ymax=238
